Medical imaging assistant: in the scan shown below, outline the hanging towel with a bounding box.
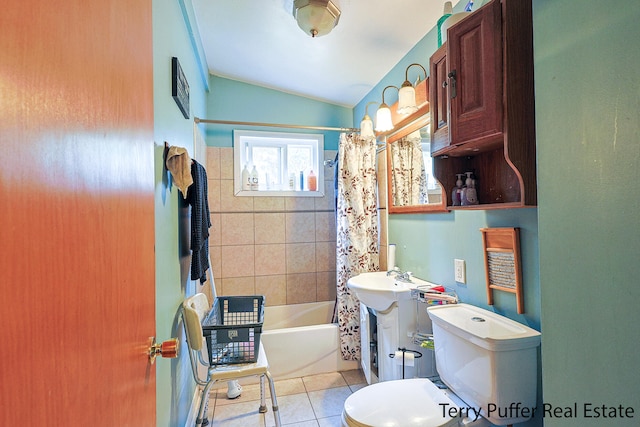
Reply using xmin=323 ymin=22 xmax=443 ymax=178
xmin=186 ymin=160 xmax=211 ymax=283
xmin=165 ymin=145 xmax=193 ymax=198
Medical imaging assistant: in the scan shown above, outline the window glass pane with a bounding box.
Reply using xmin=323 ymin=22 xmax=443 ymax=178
xmin=287 ymin=145 xmax=313 ymax=177
xmin=422 ymin=143 xmax=437 ymax=190
xmin=252 ymin=145 xmax=282 ymax=189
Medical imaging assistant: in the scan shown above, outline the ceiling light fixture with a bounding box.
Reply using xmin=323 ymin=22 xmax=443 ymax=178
xmin=397 ymin=63 xmax=427 ymax=115
xmin=360 ymin=101 xmax=378 ymax=140
xmin=375 ymin=86 xmax=399 ymax=132
xmin=292 ymin=0 xmax=341 ymax=38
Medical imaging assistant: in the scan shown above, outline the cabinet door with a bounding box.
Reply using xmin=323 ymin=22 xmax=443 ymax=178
xmin=429 ymin=44 xmax=450 ymax=155
xmin=448 ymin=0 xmax=503 ymax=148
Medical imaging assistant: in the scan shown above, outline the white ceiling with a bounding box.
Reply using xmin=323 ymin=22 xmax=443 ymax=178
xmin=192 ymin=0 xmax=459 ymax=108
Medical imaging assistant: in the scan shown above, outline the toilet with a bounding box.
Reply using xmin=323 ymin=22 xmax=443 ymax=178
xmin=342 ymin=303 xmax=541 ymax=427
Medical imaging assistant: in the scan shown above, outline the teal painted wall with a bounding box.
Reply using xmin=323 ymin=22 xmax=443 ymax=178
xmin=357 ymin=1 xmax=541 ymax=334
xmin=153 ymin=0 xmax=209 ymax=426
xmin=205 ymin=75 xmax=353 ymax=150
xmin=389 ymin=209 xmax=540 ymax=329
xmin=535 ymin=1 xmax=640 ymax=426
xmin=357 ymin=1 xmax=543 ymax=425
xmin=357 ymin=0 xmax=640 ymax=426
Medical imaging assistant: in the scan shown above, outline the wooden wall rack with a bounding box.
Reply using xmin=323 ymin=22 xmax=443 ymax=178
xmin=480 ymin=227 xmax=524 ymax=313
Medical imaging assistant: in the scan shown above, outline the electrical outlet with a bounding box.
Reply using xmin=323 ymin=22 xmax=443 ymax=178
xmin=454 ymin=259 xmax=466 ymax=283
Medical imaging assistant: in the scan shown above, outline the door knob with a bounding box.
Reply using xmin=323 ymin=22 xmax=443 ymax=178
xmin=148 ymin=337 xmax=179 ymax=364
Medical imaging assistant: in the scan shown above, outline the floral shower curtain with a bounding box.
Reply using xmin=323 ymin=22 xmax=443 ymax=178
xmin=336 ymin=133 xmax=380 ymax=361
xmin=390 ymin=136 xmax=428 ymax=206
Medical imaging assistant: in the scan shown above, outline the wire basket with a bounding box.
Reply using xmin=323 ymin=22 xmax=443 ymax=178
xmin=201 ymin=295 xmax=265 ymax=365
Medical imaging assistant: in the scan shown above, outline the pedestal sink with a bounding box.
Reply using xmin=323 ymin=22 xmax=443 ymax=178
xmin=347 ymin=271 xmax=438 ymax=312
xmin=349 ymin=271 xmax=443 ymax=383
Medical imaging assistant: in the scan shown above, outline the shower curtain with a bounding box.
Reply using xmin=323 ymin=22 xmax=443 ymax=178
xmin=336 ymin=133 xmax=380 ymax=361
xmin=389 ymin=135 xmax=428 ymax=206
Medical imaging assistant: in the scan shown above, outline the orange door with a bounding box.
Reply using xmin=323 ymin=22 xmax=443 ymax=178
xmin=0 ymin=0 xmax=156 ymax=425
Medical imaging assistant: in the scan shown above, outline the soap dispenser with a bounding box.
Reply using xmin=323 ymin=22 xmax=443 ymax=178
xmin=451 ymin=174 xmax=464 ymax=206
xmin=461 ymin=172 xmax=479 ymax=205
xmin=469 ymin=178 xmax=479 ymax=205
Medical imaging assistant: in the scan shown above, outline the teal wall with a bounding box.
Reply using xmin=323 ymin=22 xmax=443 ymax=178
xmin=360 ymin=4 xmax=542 ymax=425
xmin=389 ymin=209 xmax=540 ymax=328
xmin=205 ymin=75 xmax=353 ymax=149
xmin=153 ymin=0 xmax=209 ymax=426
xmin=356 ymin=1 xmax=540 ymax=331
xmin=356 ymin=0 xmax=640 ymax=426
xmin=535 ymin=1 xmax=640 ymax=426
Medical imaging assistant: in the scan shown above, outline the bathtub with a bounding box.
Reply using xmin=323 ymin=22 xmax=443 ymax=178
xmin=260 ymin=301 xmax=358 ymax=379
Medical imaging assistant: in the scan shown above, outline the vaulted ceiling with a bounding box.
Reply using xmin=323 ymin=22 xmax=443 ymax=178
xmin=192 ymin=0 xmax=460 ymax=107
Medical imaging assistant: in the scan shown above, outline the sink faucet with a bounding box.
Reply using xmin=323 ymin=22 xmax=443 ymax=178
xmin=386 ymin=267 xmax=402 ymax=277
xmin=396 ymin=271 xmax=413 ymax=283
xmin=387 ymin=267 xmax=413 ymax=283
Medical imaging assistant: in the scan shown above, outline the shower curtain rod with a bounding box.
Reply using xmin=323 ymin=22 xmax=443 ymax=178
xmin=194 ymin=117 xmax=359 ymax=133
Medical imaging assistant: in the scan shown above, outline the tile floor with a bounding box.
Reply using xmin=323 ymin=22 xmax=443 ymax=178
xmin=207 ymin=370 xmax=367 ymax=426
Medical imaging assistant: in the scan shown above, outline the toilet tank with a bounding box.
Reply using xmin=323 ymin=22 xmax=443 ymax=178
xmin=427 ymin=304 xmax=541 ymax=426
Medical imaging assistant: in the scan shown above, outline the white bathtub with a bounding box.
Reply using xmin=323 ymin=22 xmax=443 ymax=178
xmin=260 ymin=301 xmax=358 ymax=379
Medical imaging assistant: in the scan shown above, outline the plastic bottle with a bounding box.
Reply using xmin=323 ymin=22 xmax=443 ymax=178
xmin=250 ymin=165 xmax=259 ymax=191
xmin=437 ymin=2 xmax=453 ymax=47
xmin=460 ymin=172 xmax=471 ymax=205
xmin=466 ymin=178 xmax=479 ymax=205
xmin=461 ymin=172 xmax=478 ymax=205
xmin=241 ymin=164 xmax=250 ymax=191
xmin=289 ymin=173 xmax=295 ymax=190
xmin=451 ymin=174 xmax=464 ymax=206
xmin=299 ymin=171 xmax=304 ymax=191
xmin=464 ymin=0 xmax=474 ymax=12
xmin=307 ymin=170 xmax=317 ymax=191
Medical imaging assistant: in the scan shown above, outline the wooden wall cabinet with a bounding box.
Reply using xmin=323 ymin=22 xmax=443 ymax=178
xmin=429 ymin=44 xmax=450 ymax=155
xmin=429 ymin=0 xmax=537 ymax=209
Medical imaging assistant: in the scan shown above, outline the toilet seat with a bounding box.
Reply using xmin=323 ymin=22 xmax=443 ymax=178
xmin=342 ymin=378 xmax=461 ymax=427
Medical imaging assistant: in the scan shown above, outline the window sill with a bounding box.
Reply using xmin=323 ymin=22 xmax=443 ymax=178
xmin=234 ymin=189 xmax=325 ymax=197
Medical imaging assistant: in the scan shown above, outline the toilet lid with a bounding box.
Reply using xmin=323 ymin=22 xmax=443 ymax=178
xmin=343 ymin=378 xmax=459 ymax=427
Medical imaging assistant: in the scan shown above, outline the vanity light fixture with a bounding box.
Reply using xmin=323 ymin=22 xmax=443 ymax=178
xmin=375 ymin=86 xmax=399 ymax=132
xmin=292 ymin=0 xmax=341 ymax=38
xmin=360 ymin=101 xmax=378 ymax=140
xmin=397 ymin=63 xmax=427 ymax=115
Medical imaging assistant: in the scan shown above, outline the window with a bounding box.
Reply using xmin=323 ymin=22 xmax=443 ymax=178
xmin=234 ymin=130 xmax=324 ymax=196
xmin=421 ymin=142 xmax=438 ymax=191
